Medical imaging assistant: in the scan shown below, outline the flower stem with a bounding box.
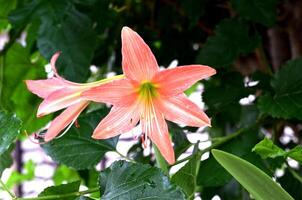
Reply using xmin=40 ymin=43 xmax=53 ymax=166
xmin=0 ymin=179 xmax=16 ymax=199
xmin=16 ymin=187 xmax=99 ymax=200
xmin=153 ymin=145 xmax=169 ymax=175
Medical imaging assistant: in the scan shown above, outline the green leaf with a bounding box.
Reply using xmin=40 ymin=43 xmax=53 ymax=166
xmin=197 ymin=19 xmax=260 ymax=68
xmin=212 ymin=149 xmax=294 ymax=200
xmin=286 ymin=146 xmax=302 ymax=164
xmin=0 ymin=110 xmax=21 ymax=154
xmin=0 ymin=145 xmax=14 ymax=176
xmin=52 ymin=165 xmax=80 ymax=186
xmin=252 ymin=137 xmax=285 ymax=159
xmin=42 ymin=110 xmax=118 ymax=170
xmin=6 ymin=160 xmax=36 ymax=188
xmin=39 ymin=181 xmax=81 ymax=200
xmin=9 ymin=0 xmax=97 ymax=82
xmin=2 ymin=44 xmax=51 ymax=133
xmin=99 ymin=161 xmax=185 ymax=200
xmin=231 ymin=0 xmax=279 ymax=26
xmin=258 ymin=58 xmax=302 ymax=120
xmin=197 ymin=128 xmax=261 ymax=187
xmin=0 ymin=0 xmax=16 ymax=30
xmin=171 ymin=152 xmax=200 ymax=199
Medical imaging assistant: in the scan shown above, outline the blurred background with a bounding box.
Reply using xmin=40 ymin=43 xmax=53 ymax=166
xmin=0 ymin=0 xmax=302 ymax=199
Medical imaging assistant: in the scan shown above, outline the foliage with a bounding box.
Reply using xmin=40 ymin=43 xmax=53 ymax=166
xmin=0 ymin=0 xmax=301 ymax=199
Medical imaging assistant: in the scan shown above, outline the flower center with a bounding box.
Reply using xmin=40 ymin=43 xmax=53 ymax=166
xmin=137 ymin=81 xmax=158 ymax=99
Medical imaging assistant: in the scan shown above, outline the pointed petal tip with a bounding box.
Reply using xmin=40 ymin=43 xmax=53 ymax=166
xmin=167 ymin=157 xmax=176 ymax=165
xmin=121 ymin=26 xmax=133 ymax=33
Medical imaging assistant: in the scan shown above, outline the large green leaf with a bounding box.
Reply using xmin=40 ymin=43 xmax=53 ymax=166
xmin=212 ymin=149 xmax=294 ymax=200
xmin=2 ymin=43 xmax=51 ymax=132
xmin=258 ymin=58 xmax=302 ymax=120
xmin=39 ymin=181 xmax=81 ymax=200
xmin=197 ymin=19 xmax=260 ymax=68
xmin=231 ymin=0 xmax=279 ymax=27
xmin=171 ymin=152 xmax=200 ymax=199
xmin=99 ymin=161 xmax=185 ymax=200
xmin=0 ymin=110 xmax=21 ymax=154
xmin=9 ymin=0 xmax=97 ymax=82
xmin=42 ymin=110 xmax=118 ymax=170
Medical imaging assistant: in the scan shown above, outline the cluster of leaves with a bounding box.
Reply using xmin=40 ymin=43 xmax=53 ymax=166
xmin=0 ymin=0 xmax=302 ymax=199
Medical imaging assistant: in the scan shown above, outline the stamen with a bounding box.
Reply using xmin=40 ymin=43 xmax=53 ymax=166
xmin=141 ymin=133 xmax=147 ymax=148
xmin=55 ymin=118 xmax=77 ymax=139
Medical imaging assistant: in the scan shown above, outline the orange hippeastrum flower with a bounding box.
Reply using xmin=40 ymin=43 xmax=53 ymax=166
xmin=83 ymin=27 xmax=216 ymax=164
xmin=26 ymin=53 xmax=123 ymax=142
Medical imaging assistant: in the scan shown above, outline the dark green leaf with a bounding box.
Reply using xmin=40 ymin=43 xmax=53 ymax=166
xmin=42 ymin=110 xmax=118 ymax=170
xmin=9 ymin=0 xmax=97 ymax=82
xmin=212 ymin=149 xmax=294 ymax=200
xmin=0 ymin=145 xmax=14 ymax=176
xmin=252 ymin=137 xmax=285 ymax=159
xmin=0 ymin=110 xmax=21 ymax=154
xmin=231 ymin=0 xmax=279 ymax=26
xmin=258 ymin=58 xmax=302 ymax=120
xmin=170 ymin=122 xmax=191 ymax=158
xmin=180 ymin=0 xmax=206 ymax=25
xmin=172 ymin=152 xmax=200 ymax=199
xmin=197 ymin=19 xmax=260 ymax=68
xmin=278 ymin=168 xmax=302 ymax=200
xmin=99 ymin=161 xmax=185 ymax=200
xmin=39 ymin=181 xmax=81 ymax=200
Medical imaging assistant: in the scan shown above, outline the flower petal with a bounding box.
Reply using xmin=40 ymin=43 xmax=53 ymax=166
xmin=37 ymin=88 xmax=83 ymax=117
xmin=25 ymin=78 xmax=67 ymax=98
xmin=121 ymin=27 xmax=159 ymax=82
xmin=82 ymin=78 xmax=137 ymax=106
xmin=92 ymin=104 xmax=140 ymax=139
xmin=156 ymin=94 xmax=211 ymax=127
xmin=142 ymin=107 xmax=175 ymax=164
xmin=44 ymin=101 xmax=89 ymax=142
xmin=153 ymin=65 xmax=216 ymax=96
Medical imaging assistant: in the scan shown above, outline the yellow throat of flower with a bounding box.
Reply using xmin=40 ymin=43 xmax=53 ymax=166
xmin=138 ymin=81 xmax=159 ymax=101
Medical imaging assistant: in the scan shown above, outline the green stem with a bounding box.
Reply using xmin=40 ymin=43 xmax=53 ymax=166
xmin=171 ymin=127 xmax=246 ymax=166
xmin=153 ymin=145 xmax=169 ymax=175
xmin=16 ymin=187 xmax=99 ymax=200
xmin=0 ymin=179 xmax=16 ymax=199
xmin=115 ymin=150 xmax=136 ymax=163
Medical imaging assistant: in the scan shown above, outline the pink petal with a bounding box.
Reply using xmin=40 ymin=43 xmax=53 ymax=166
xmin=25 ymin=78 xmax=67 ymax=98
xmin=50 ymin=52 xmax=62 ymax=78
xmin=156 ymin=94 xmax=211 ymax=127
xmin=82 ymin=78 xmax=137 ymax=106
xmin=44 ymin=101 xmax=89 ymax=142
xmin=142 ymin=107 xmax=175 ymax=164
xmin=153 ymin=65 xmax=216 ymax=96
xmin=37 ymin=88 xmax=83 ymax=117
xmin=121 ymin=27 xmax=159 ymax=82
xmin=92 ymin=104 xmax=140 ymax=139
